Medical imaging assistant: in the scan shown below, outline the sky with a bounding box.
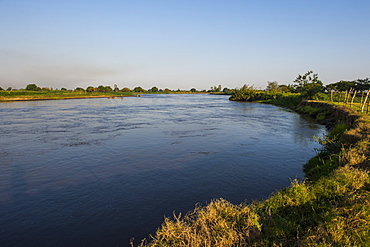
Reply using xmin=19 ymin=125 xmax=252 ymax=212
xmin=0 ymin=0 xmax=369 ymax=91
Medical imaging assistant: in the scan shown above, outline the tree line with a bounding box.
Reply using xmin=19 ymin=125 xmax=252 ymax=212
xmin=251 ymin=71 xmax=369 ymax=99
xmin=230 ymin=71 xmax=369 ymax=102
xmin=1 ymin=71 xmax=368 ymax=97
xmin=0 ymin=83 xmax=233 ymax=94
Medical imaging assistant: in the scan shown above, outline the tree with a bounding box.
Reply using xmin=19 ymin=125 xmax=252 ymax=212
xmin=97 ymin=85 xmax=113 ymax=92
xmin=266 ymin=81 xmax=279 ymax=91
xmin=0 ymin=86 xmax=4 ymax=91
xmin=74 ymin=87 xmax=85 ymax=92
xmin=190 ymin=88 xmax=197 ymax=92
xmin=7 ymin=87 xmax=12 ymax=91
xmin=354 ymin=78 xmax=370 ymax=92
xmin=210 ymin=85 xmax=222 ymax=92
xmin=121 ymin=87 xmax=131 ymax=92
xmin=133 ymin=86 xmax=145 ymax=92
xmin=277 ymin=84 xmax=292 ymax=93
xmin=86 ymin=86 xmax=96 ymax=92
xmin=114 ymin=84 xmax=119 ymax=92
xmin=222 ymin=88 xmax=232 ymax=94
xmin=26 ymin=83 xmax=41 ymax=91
xmin=164 ymin=88 xmax=171 ymax=93
xmin=150 ymin=86 xmax=159 ymax=92
xmin=294 ymin=71 xmax=324 ymax=99
xmin=325 ymin=80 xmax=356 ymax=92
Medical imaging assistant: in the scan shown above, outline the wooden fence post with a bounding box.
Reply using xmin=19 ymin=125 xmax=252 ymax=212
xmin=330 ymin=90 xmax=333 ymax=102
xmin=361 ymin=91 xmax=370 ymax=112
xmin=350 ymin=91 xmax=357 ymax=108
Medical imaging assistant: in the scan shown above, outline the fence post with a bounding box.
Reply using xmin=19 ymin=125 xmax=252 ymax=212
xmin=361 ymin=91 xmax=369 ymax=112
xmin=330 ymin=90 xmax=333 ymax=102
xmin=350 ymin=91 xmax=357 ymax=108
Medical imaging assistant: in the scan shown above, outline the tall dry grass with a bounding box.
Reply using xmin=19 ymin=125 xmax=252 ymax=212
xmin=138 ymin=199 xmax=261 ymax=247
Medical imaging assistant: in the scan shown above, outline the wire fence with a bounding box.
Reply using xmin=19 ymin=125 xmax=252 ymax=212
xmin=328 ymin=90 xmax=370 ymax=113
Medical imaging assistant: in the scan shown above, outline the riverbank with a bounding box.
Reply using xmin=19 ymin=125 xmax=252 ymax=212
xmin=0 ymin=91 xmax=219 ymax=102
xmin=137 ymin=99 xmax=369 ymax=246
xmin=0 ymin=91 xmax=138 ymax=102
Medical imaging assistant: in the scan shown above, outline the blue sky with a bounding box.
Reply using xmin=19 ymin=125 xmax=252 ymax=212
xmin=0 ymin=0 xmax=369 ymax=90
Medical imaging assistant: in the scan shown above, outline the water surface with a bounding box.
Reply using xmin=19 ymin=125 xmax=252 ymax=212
xmin=0 ymin=94 xmax=326 ymax=246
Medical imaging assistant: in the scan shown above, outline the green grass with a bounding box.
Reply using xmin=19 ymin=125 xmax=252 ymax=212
xmin=0 ymin=90 xmax=137 ymax=101
xmin=0 ymin=90 xmax=212 ymax=102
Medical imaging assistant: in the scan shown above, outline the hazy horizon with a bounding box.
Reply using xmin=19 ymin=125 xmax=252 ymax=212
xmin=1 ymin=0 xmax=369 ymax=90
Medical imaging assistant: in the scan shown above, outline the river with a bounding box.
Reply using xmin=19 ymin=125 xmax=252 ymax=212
xmin=0 ymin=94 xmax=326 ymax=246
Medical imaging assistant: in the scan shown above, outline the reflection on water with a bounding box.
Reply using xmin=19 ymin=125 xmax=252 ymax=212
xmin=0 ymin=94 xmax=326 ymax=246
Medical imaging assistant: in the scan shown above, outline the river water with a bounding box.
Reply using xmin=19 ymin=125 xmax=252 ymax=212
xmin=0 ymin=94 xmax=326 ymax=246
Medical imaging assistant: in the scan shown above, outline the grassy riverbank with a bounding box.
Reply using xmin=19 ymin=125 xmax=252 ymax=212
xmin=0 ymin=90 xmax=216 ymax=102
xmin=0 ymin=90 xmax=140 ymax=102
xmin=137 ymin=98 xmax=370 ymax=246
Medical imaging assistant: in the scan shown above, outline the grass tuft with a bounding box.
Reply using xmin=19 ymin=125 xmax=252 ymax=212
xmin=140 ymin=199 xmax=261 ymax=247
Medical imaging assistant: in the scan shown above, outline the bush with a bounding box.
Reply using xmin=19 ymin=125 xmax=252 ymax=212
xmin=25 ymin=83 xmax=41 ymax=91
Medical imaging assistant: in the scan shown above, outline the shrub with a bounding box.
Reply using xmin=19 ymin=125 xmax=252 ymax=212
xmin=140 ymin=199 xmax=261 ymax=247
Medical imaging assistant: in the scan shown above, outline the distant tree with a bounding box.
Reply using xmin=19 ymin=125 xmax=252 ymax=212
xmin=325 ymin=80 xmax=356 ymax=92
xmin=294 ymin=71 xmax=324 ymax=99
xmin=86 ymin=86 xmax=96 ymax=92
xmin=266 ymin=81 xmax=279 ymax=91
xmin=97 ymin=85 xmax=113 ymax=92
xmin=277 ymin=84 xmax=292 ymax=93
xmin=42 ymin=87 xmax=52 ymax=91
xmin=164 ymin=88 xmax=171 ymax=93
xmin=0 ymin=86 xmax=4 ymax=91
xmin=74 ymin=87 xmax=85 ymax=92
xmin=354 ymin=78 xmax=370 ymax=92
xmin=210 ymin=85 xmax=222 ymax=92
xmin=114 ymin=84 xmax=119 ymax=92
xmin=133 ymin=86 xmax=145 ymax=92
xmin=26 ymin=83 xmax=41 ymax=91
xmin=60 ymin=88 xmax=68 ymax=91
xmin=222 ymin=88 xmax=232 ymax=94
xmin=121 ymin=87 xmax=131 ymax=92
xmin=7 ymin=87 xmax=12 ymax=91
xmin=190 ymin=88 xmax=197 ymax=92
xmin=151 ymin=86 xmax=159 ymax=92
xmin=97 ymin=85 xmax=104 ymax=92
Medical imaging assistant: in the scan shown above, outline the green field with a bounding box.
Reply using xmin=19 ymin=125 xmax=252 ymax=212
xmin=0 ymin=90 xmax=143 ymax=102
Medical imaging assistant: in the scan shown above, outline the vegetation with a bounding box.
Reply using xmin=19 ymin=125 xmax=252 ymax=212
xmin=0 ymin=89 xmax=137 ymax=101
xmin=25 ymin=83 xmax=42 ymax=91
xmin=326 ymin=78 xmax=370 ymax=92
xmin=0 ymin=84 xmax=215 ymax=102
